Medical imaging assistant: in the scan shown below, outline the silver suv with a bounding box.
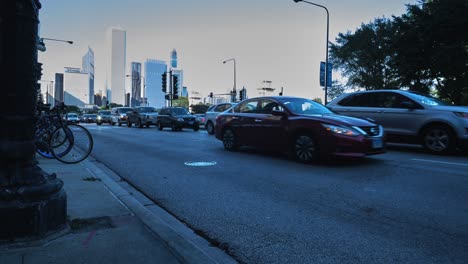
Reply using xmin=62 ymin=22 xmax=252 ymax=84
xmin=327 ymin=90 xmax=468 ymax=154
xmin=205 ymin=103 xmax=236 ymax=135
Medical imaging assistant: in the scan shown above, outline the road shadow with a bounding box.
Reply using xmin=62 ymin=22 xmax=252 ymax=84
xmin=236 ymin=147 xmax=385 ymax=168
xmin=386 ymin=143 xmax=468 ymax=157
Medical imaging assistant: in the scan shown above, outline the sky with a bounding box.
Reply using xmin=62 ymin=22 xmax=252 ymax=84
xmin=38 ymin=0 xmax=415 ymax=102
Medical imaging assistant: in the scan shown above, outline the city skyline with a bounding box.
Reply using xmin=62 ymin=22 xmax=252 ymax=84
xmin=38 ymin=0 xmax=413 ymax=103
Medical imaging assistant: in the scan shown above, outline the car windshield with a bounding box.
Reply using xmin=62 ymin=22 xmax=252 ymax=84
xmin=68 ymin=114 xmax=78 ymax=118
xmin=281 ymin=98 xmax=333 ymax=115
xmin=171 ymin=108 xmax=190 ymax=115
xmin=138 ymin=107 xmax=156 ymax=112
xmin=407 ymin=92 xmax=448 ymax=106
xmin=118 ymin=108 xmax=133 ymax=112
xmin=99 ymin=111 xmax=111 ymax=115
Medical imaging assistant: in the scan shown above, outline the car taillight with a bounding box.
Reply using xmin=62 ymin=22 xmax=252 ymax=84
xmin=454 ymin=112 xmax=468 ymax=119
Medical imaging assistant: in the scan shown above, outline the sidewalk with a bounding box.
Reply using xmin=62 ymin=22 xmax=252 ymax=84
xmin=0 ymin=155 xmax=236 ymax=264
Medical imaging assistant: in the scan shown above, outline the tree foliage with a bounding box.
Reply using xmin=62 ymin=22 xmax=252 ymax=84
xmin=190 ymin=103 xmax=211 ymax=114
xmin=330 ymin=0 xmax=468 ymax=104
xmin=172 ymin=96 xmax=189 ymax=108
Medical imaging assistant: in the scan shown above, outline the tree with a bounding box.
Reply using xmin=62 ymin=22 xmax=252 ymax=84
xmin=172 ymin=96 xmax=189 ymax=108
xmin=327 ymin=80 xmax=347 ymax=101
xmin=66 ymin=105 xmax=81 ymax=114
xmin=190 ymin=103 xmax=211 ymax=114
xmin=312 ymin=97 xmax=323 ymax=104
xmin=393 ymin=0 xmax=468 ymax=103
xmin=109 ymin=103 xmax=123 ymax=108
xmin=330 ymin=17 xmax=401 ymax=90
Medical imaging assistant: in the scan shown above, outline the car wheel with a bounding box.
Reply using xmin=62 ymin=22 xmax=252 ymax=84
xmin=158 ymin=122 xmax=163 ymax=131
xmin=111 ymin=121 xmax=115 ymax=126
xmin=222 ymin=128 xmax=238 ymax=151
xmin=146 ymin=123 xmax=150 ymax=128
xmin=193 ymin=124 xmax=200 ymax=131
xmin=118 ymin=121 xmax=122 ymax=126
xmin=171 ymin=123 xmax=177 ymax=131
xmin=206 ymin=121 xmax=215 ymax=135
xmin=137 ymin=119 xmax=143 ymax=128
xmin=127 ymin=120 xmax=132 ymax=127
xmin=421 ymin=125 xmax=455 ymax=154
xmin=293 ymin=134 xmax=319 ymax=163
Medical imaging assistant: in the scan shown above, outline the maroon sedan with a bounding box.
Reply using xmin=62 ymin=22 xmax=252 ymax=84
xmin=215 ymin=96 xmax=385 ymax=162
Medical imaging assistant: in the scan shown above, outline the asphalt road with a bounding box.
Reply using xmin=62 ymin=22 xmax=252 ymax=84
xmin=84 ymin=123 xmax=468 ymax=264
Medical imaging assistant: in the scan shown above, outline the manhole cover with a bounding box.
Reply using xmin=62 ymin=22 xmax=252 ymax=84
xmin=184 ymin=161 xmax=217 ymax=167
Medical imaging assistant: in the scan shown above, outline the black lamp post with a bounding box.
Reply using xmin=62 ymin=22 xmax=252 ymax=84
xmin=0 ymin=0 xmax=67 ymax=240
xmin=293 ymin=0 xmax=330 ymax=104
xmin=223 ymin=58 xmax=237 ymax=102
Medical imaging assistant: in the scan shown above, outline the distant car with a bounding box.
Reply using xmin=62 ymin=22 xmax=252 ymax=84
xmin=126 ymin=106 xmax=159 ymax=128
xmin=156 ymin=107 xmax=201 ymax=131
xmin=327 ymin=90 xmax=468 ymax=154
xmin=205 ymin=102 xmax=236 ymax=135
xmin=96 ymin=110 xmax=112 ymax=125
xmin=110 ymin=107 xmax=133 ymax=126
xmin=66 ymin=112 xmax=80 ymax=124
xmin=194 ymin=114 xmax=206 ymax=127
xmin=81 ymin=114 xmax=98 ymax=123
xmin=215 ymin=96 xmax=385 ymax=162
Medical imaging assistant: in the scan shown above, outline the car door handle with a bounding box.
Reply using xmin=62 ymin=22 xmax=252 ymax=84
xmin=254 ymin=119 xmax=262 ymax=123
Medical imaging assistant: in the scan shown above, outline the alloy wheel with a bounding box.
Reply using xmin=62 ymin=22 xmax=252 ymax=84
xmin=293 ymin=134 xmax=318 ymax=162
xmin=423 ymin=126 xmax=453 ymax=154
xmin=222 ymin=129 xmax=237 ymax=151
xmin=206 ymin=122 xmax=214 ymax=135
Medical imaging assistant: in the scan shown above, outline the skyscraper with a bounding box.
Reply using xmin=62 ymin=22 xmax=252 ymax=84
xmin=54 ymin=73 xmax=64 ymax=104
xmin=107 ymin=27 xmax=126 ymax=105
xmin=82 ymin=47 xmax=95 ymax=104
xmin=145 ymin=59 xmax=167 ymax=108
xmin=63 ymin=67 xmax=89 ymax=107
xmin=130 ymin=62 xmax=142 ymax=107
xmin=170 ymin=49 xmax=177 ymax=68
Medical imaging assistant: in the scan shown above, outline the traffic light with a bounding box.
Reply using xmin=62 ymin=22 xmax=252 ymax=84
xmin=209 ymin=92 xmax=213 ymax=98
xmin=173 ymin=75 xmax=179 ymax=96
xmin=239 ymin=89 xmax=244 ymax=101
xmin=165 ymin=94 xmax=170 ymax=100
xmin=161 ymin=72 xmax=167 ymax=92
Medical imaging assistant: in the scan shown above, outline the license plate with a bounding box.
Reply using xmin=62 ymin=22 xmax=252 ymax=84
xmin=372 ymin=139 xmax=383 ymax=149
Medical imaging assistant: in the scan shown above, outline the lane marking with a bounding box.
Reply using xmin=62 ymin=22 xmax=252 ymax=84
xmin=184 ymin=161 xmax=217 ymax=167
xmin=411 ymin=158 xmax=468 ymax=167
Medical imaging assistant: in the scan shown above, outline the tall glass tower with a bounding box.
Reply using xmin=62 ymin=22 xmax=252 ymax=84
xmin=82 ymin=47 xmax=95 ymax=104
xmin=170 ymin=49 xmax=177 ymax=68
xmin=145 ymin=59 xmax=167 ymax=108
xmin=107 ymin=27 xmax=126 ymax=105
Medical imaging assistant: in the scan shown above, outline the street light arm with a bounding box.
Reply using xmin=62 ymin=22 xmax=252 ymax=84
xmin=40 ymin=37 xmax=73 ymax=44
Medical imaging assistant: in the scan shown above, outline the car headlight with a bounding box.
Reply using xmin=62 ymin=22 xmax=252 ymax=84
xmin=177 ymin=118 xmax=184 ymax=122
xmin=322 ymin=124 xmax=361 ymax=137
xmin=120 ymin=114 xmax=125 ymax=118
xmin=454 ymin=112 xmax=468 ymax=119
xmin=97 ymin=116 xmax=102 ymax=120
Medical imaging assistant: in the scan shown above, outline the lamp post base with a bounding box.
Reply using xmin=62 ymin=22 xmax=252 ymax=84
xmin=0 ymin=167 xmax=67 ymax=241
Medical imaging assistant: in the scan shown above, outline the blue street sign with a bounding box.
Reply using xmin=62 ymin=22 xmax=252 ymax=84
xmin=320 ymin=61 xmax=332 ymax=87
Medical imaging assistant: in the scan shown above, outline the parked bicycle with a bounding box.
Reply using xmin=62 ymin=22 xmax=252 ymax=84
xmin=35 ymin=103 xmax=94 ymax=164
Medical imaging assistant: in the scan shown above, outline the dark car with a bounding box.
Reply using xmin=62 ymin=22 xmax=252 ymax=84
xmin=327 ymin=90 xmax=468 ymax=154
xmin=215 ymin=96 xmax=385 ymax=162
xmin=96 ymin=110 xmax=112 ymax=125
xmin=81 ymin=114 xmax=98 ymax=123
xmin=156 ymin=107 xmax=200 ymax=131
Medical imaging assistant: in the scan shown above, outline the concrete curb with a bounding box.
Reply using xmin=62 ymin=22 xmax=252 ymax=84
xmin=82 ymin=158 xmax=237 ymax=264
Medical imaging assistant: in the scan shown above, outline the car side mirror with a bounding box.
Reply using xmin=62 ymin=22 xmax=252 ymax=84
xmin=272 ymin=110 xmax=288 ymax=118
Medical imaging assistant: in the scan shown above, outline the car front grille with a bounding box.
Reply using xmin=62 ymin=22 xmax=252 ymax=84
xmin=359 ymin=126 xmax=381 ymax=137
xmin=184 ymin=118 xmax=195 ymax=121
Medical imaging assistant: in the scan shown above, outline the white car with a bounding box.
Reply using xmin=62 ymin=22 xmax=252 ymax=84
xmin=204 ymin=103 xmax=236 ymax=135
xmin=66 ymin=113 xmax=80 ymax=124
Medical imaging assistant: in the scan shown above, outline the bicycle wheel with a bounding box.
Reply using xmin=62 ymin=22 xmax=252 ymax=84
xmin=36 ymin=125 xmax=68 ymax=158
xmin=50 ymin=124 xmax=94 ymax=164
